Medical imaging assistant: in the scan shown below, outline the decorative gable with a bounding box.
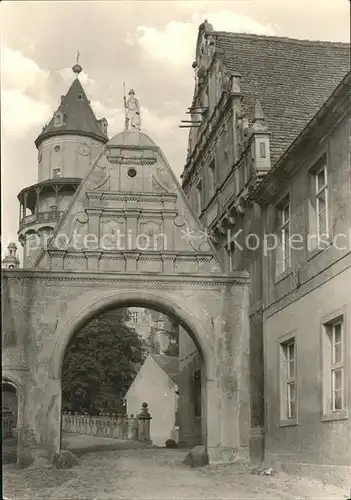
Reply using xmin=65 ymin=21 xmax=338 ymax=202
xmin=34 ymin=130 xmax=223 ymax=275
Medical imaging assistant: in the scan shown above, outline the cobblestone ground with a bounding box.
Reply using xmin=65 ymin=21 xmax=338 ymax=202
xmin=3 ymin=437 xmax=349 ymax=499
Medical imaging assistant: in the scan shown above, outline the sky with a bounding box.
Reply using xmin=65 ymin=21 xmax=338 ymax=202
xmin=1 ymin=0 xmax=349 ymax=258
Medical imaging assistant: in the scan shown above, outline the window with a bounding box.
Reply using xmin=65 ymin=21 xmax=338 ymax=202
xmin=308 ymin=155 xmax=329 ymax=252
xmin=276 ymin=196 xmax=291 ymax=277
xmin=259 ymin=142 xmax=266 ymax=158
xmin=54 ymin=113 xmax=62 ymax=127
xmin=330 ymin=322 xmax=344 ymax=411
xmin=208 ymin=158 xmax=216 ymax=200
xmin=127 ymin=168 xmax=137 ymax=178
xmin=130 ymin=311 xmax=138 ymax=324
xmin=196 ymin=179 xmax=203 ymax=216
xmin=52 ymin=168 xmax=61 ymax=178
xmin=193 ymin=370 xmax=201 ymax=418
xmin=315 ymin=164 xmax=328 ymax=239
xmin=322 ymin=313 xmax=347 ymax=420
xmin=280 ymin=336 xmax=297 ymax=425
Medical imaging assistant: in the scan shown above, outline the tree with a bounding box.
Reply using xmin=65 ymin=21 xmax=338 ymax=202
xmin=62 ymin=309 xmax=145 ymax=412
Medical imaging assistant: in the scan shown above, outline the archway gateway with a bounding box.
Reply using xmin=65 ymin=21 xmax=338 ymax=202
xmin=2 ymin=376 xmax=23 ymax=464
xmin=3 ymin=271 xmax=249 ymax=467
xmin=2 ymin=129 xmax=250 ymax=467
xmin=2 ymin=380 xmax=18 ymax=434
xmin=60 ymin=303 xmax=199 ymax=447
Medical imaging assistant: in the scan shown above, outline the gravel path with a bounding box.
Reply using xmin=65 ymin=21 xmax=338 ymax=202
xmin=3 ymin=445 xmax=349 ymax=500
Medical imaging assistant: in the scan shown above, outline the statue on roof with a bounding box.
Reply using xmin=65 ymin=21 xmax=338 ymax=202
xmin=124 ymin=86 xmax=141 ymax=131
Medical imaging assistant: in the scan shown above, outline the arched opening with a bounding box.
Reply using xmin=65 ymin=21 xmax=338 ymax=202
xmin=2 ymin=380 xmax=19 ymax=464
xmin=56 ymin=294 xmax=207 ymax=456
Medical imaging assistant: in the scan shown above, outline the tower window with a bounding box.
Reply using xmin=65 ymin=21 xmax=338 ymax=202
xmin=130 ymin=312 xmax=138 ymax=324
xmin=54 ymin=145 xmax=61 ymax=153
xmin=54 ymin=113 xmax=62 ymax=126
xmin=128 ymin=168 xmax=137 ymax=178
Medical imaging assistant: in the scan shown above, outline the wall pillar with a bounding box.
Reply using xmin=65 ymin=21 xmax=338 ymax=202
xmin=137 ymin=402 xmax=152 ymax=442
xmin=126 ymin=211 xmax=140 ymax=250
xmin=17 ymin=376 xmax=61 ymax=468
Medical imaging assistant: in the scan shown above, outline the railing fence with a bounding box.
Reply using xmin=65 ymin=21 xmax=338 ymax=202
xmin=61 ymin=402 xmax=152 ymax=442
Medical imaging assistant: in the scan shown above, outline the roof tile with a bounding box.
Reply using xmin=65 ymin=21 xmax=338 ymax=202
xmin=214 ymin=32 xmax=350 ymax=164
xmin=35 ymin=78 xmax=108 ymax=147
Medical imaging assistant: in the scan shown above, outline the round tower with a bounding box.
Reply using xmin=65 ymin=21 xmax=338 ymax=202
xmin=2 ymin=242 xmax=20 ymax=269
xmin=18 ymin=60 xmax=109 ymax=268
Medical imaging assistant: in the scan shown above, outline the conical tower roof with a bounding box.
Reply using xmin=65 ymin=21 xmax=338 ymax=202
xmin=35 ymin=78 xmax=108 ymax=148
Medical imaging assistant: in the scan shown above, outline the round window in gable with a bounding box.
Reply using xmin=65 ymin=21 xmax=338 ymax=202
xmin=127 ymin=168 xmax=137 ymax=178
xmin=54 ymin=145 xmax=61 ymax=153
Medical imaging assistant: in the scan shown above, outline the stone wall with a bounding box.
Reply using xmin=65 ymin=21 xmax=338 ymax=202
xmin=178 ymin=327 xmax=202 ymax=446
xmin=260 ymin=101 xmax=351 ymax=472
xmin=264 ymin=267 xmax=351 ymax=467
xmin=38 ymin=135 xmax=104 ymax=182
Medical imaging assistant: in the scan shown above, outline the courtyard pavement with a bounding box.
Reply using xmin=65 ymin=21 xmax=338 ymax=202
xmin=3 ymin=435 xmax=349 ymax=499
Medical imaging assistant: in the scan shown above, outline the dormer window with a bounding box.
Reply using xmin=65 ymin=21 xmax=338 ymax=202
xmin=54 ymin=112 xmax=63 ymax=127
xmin=52 ymin=168 xmax=61 ymax=179
xmin=77 ymin=93 xmax=83 ymax=100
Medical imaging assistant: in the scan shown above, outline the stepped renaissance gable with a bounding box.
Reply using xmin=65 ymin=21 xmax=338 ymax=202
xmin=182 ymin=26 xmax=350 ymax=185
xmin=180 ymin=20 xmax=351 ymax=484
xmin=35 ymin=129 xmax=222 ymax=275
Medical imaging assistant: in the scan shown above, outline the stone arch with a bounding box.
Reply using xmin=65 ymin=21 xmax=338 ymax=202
xmin=50 ymin=289 xmax=212 ymax=382
xmin=48 ymin=289 xmax=212 ymax=454
xmin=2 ymin=371 xmax=25 ymax=430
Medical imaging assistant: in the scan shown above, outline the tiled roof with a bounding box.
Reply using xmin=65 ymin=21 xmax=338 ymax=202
xmin=35 ymin=78 xmax=108 ymax=147
xmin=214 ymin=32 xmax=350 ymax=165
xmin=251 ymin=71 xmax=350 ymax=203
xmin=151 ymin=354 xmax=179 ymax=385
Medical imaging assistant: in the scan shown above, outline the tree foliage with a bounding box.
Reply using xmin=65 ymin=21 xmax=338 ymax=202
xmin=62 ymin=309 xmax=146 ymax=412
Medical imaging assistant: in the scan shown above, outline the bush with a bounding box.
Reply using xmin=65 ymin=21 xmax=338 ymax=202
xmin=52 ymin=450 xmax=80 ymax=469
xmin=182 ymin=445 xmax=208 ymax=468
xmin=165 ymin=439 xmax=178 ymax=448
